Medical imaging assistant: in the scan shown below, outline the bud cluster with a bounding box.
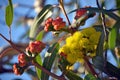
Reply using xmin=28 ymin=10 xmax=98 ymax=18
xmin=13 ymin=41 xmax=46 ymax=75
xmin=75 ymin=6 xmax=96 ymax=20
xmin=44 ymin=17 xmax=66 ymax=31
xmin=26 ymin=41 xmax=46 ymax=54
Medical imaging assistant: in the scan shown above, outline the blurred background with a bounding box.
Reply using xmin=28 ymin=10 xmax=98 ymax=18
xmin=0 ymin=0 xmax=117 ymax=80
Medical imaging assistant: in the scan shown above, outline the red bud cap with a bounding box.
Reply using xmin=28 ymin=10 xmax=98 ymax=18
xmin=13 ymin=63 xmax=24 ymax=75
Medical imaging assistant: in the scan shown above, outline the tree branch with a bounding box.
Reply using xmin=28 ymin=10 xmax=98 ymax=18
xmin=32 ymin=60 xmax=66 ymax=80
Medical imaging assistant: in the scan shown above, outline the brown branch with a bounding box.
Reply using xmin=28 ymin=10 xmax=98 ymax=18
xmin=32 ymin=60 xmax=66 ymax=80
xmin=84 ymin=56 xmax=98 ymax=77
xmin=58 ymin=0 xmax=71 ymax=25
xmin=96 ymin=0 xmax=108 ymax=71
xmin=0 ymin=33 xmax=24 ymax=58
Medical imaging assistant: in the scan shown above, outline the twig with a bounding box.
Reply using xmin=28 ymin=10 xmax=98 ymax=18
xmin=32 ymin=60 xmax=66 ymax=80
xmin=58 ymin=0 xmax=71 ymax=25
xmin=9 ymin=27 xmax=12 ymax=41
xmin=96 ymin=0 xmax=108 ymax=68
xmin=84 ymin=56 xmax=98 ymax=77
xmin=0 ymin=33 xmax=24 ymax=56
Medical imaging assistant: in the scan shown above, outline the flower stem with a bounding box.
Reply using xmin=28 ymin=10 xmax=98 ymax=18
xmin=58 ymin=0 xmax=71 ymax=25
xmin=84 ymin=56 xmax=98 ymax=77
xmin=32 ymin=60 xmax=66 ymax=80
xmin=96 ymin=0 xmax=108 ymax=68
xmin=9 ymin=27 xmax=12 ymax=41
xmin=0 ymin=33 xmax=24 ymax=58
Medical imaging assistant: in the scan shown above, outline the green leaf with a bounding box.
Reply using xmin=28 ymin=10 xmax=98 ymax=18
xmin=41 ymin=43 xmax=59 ymax=80
xmin=5 ymin=0 xmax=13 ymax=27
xmin=108 ymin=21 xmax=120 ymax=49
xmin=116 ymin=0 xmax=120 ymax=14
xmin=35 ymin=55 xmax=42 ymax=79
xmin=92 ymin=56 xmax=104 ymax=72
xmin=29 ymin=5 xmax=53 ymax=39
xmin=35 ymin=30 xmax=44 ymax=79
xmin=36 ymin=30 xmax=44 ymax=41
xmin=93 ymin=56 xmax=120 ymax=79
xmin=65 ymin=70 xmax=83 ymax=80
xmin=96 ymin=31 xmax=104 ymax=55
xmin=84 ymin=74 xmax=100 ymax=80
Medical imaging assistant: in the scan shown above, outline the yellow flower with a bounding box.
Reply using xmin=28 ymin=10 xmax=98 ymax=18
xmin=73 ymin=31 xmax=83 ymax=41
xmin=86 ymin=45 xmax=96 ymax=57
xmin=66 ymin=36 xmax=74 ymax=46
xmin=59 ymin=45 xmax=70 ymax=55
xmin=79 ymin=38 xmax=89 ymax=48
xmin=90 ymin=32 xmax=101 ymax=44
xmin=82 ymin=27 xmax=96 ymax=37
xmin=67 ymin=53 xmax=78 ymax=64
xmin=59 ymin=27 xmax=101 ymax=64
xmin=78 ymin=58 xmax=84 ymax=64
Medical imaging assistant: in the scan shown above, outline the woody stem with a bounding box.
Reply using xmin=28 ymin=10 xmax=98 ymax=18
xmin=32 ymin=60 xmax=66 ymax=80
xmin=84 ymin=56 xmax=98 ymax=77
xmin=0 ymin=33 xmax=24 ymax=55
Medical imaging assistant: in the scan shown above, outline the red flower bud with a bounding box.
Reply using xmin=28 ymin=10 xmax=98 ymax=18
xmin=13 ymin=63 xmax=24 ymax=75
xmin=26 ymin=41 xmax=45 ymax=54
xmin=75 ymin=9 xmax=87 ymax=19
xmin=52 ymin=17 xmax=66 ymax=30
xmin=44 ymin=18 xmax=53 ymax=31
xmin=18 ymin=53 xmax=27 ymax=67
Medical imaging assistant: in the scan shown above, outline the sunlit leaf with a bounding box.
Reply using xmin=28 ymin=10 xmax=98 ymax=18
xmin=5 ymin=0 xmax=13 ymax=27
xmin=36 ymin=30 xmax=44 ymax=41
xmin=108 ymin=21 xmax=120 ymax=49
xmin=35 ymin=55 xmax=42 ymax=79
xmin=29 ymin=5 xmax=53 ymax=39
xmin=41 ymin=43 xmax=59 ymax=80
xmin=84 ymin=73 xmax=101 ymax=80
xmin=35 ymin=30 xmax=44 ymax=79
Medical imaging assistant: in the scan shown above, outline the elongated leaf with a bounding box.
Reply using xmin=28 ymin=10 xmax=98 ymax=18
xmin=35 ymin=30 xmax=44 ymax=79
xmin=29 ymin=5 xmax=53 ymax=39
xmin=84 ymin=74 xmax=101 ymax=80
xmin=41 ymin=43 xmax=59 ymax=80
xmin=36 ymin=30 xmax=44 ymax=41
xmin=92 ymin=56 xmax=104 ymax=72
xmin=116 ymin=0 xmax=120 ymax=14
xmin=108 ymin=21 xmax=120 ymax=49
xmin=93 ymin=56 xmax=120 ymax=79
xmin=96 ymin=31 xmax=104 ymax=55
xmin=65 ymin=70 xmax=83 ymax=80
xmin=5 ymin=0 xmax=13 ymax=27
xmin=69 ymin=7 xmax=120 ymax=21
xmin=35 ymin=55 xmax=42 ymax=79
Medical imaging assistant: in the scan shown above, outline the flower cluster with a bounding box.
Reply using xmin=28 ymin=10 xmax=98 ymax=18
xmin=44 ymin=18 xmax=53 ymax=31
xmin=75 ymin=8 xmax=87 ymax=19
xmin=13 ymin=41 xmax=46 ymax=75
xmin=75 ymin=6 xmax=96 ymax=20
xmin=26 ymin=41 xmax=46 ymax=54
xmin=13 ymin=53 xmax=28 ymax=75
xmin=59 ymin=27 xmax=101 ymax=64
xmin=44 ymin=17 xmax=66 ymax=31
